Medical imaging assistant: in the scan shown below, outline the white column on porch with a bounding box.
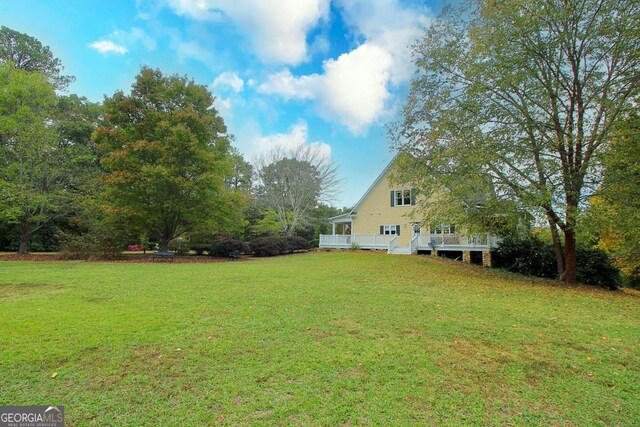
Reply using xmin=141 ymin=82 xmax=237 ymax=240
xmin=332 ymin=223 xmax=336 ymax=235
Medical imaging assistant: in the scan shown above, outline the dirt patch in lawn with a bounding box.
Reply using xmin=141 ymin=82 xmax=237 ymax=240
xmin=0 ymin=282 xmax=65 ymax=298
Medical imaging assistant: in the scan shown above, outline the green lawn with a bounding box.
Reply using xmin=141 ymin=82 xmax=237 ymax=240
xmin=1 ymin=252 xmax=638 ymax=425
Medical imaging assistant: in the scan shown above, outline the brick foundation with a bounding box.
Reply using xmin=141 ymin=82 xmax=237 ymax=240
xmin=482 ymin=251 xmax=493 ymax=267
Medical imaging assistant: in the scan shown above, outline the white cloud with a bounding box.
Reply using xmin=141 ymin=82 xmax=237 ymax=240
xmin=122 ymin=27 xmax=158 ymax=51
xmin=165 ymin=0 xmax=329 ymax=65
xmin=251 ymin=121 xmax=331 ymax=160
xmin=212 ymin=72 xmax=244 ymax=93
xmin=318 ymin=43 xmax=392 ymax=133
xmin=89 ymin=40 xmax=128 ymax=55
xmin=89 ymin=27 xmax=157 ymax=56
xmin=213 ymin=96 xmax=232 ymax=120
xmin=165 ymin=29 xmax=216 ymax=66
xmin=258 ymin=43 xmax=392 ymax=134
xmin=258 ymin=69 xmax=318 ymax=100
xmin=335 ymin=0 xmax=430 ymax=84
xmin=254 ymin=1 xmax=430 ymax=134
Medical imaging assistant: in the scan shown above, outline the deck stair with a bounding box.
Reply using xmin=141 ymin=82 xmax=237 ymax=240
xmin=390 ymin=245 xmax=411 ymax=255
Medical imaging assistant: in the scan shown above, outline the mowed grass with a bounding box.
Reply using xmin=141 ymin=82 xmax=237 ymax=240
xmin=1 ymin=252 xmax=638 ymax=426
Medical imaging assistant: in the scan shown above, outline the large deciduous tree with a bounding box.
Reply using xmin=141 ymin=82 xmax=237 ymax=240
xmin=94 ymin=67 xmax=235 ymax=251
xmin=255 ymin=146 xmax=339 ymax=236
xmin=0 ymin=26 xmax=74 ymax=90
xmin=0 ymin=64 xmax=87 ymax=254
xmin=393 ymin=0 xmax=640 ymax=283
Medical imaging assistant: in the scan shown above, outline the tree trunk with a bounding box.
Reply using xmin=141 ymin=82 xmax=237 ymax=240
xmin=18 ymin=223 xmax=30 ymax=255
xmin=546 ymin=217 xmax=565 ymax=277
xmin=158 ymin=241 xmax=169 ymax=252
xmin=560 ymin=229 xmax=578 ymax=283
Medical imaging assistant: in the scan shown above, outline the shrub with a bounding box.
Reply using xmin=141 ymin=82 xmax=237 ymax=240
xmin=250 ymin=236 xmax=310 ymax=257
xmin=190 ymin=244 xmax=210 ymax=256
xmin=168 ymin=239 xmax=189 ymax=255
xmin=285 ymin=236 xmax=310 ymax=252
xmin=144 ymin=242 xmax=158 ymax=252
xmin=494 ymin=234 xmax=557 ymax=278
xmin=210 ymin=239 xmax=248 ymax=257
xmin=58 ymin=231 xmax=124 ymax=260
xmin=576 ymin=248 xmax=622 ymax=290
xmin=250 ymin=237 xmax=282 ymax=257
xmin=495 ymin=234 xmax=622 ymax=289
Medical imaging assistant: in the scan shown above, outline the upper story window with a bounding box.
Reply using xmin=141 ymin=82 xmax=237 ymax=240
xmin=394 ymin=189 xmax=411 ymax=206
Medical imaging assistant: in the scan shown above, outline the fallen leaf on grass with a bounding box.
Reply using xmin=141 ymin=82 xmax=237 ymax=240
xmin=51 ymin=372 xmax=58 ymax=379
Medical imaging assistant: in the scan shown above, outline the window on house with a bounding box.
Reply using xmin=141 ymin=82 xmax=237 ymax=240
xmin=395 ymin=189 xmax=411 ymax=206
xmin=381 ymin=225 xmax=399 ymax=235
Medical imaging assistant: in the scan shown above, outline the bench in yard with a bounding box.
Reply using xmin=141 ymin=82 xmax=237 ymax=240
xmin=152 ymin=251 xmax=175 ymax=262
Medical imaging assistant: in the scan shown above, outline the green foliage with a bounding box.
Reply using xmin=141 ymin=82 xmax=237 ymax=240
xmin=496 ymin=234 xmax=621 ymax=289
xmin=210 ymin=239 xmax=248 ymax=257
xmin=57 ymin=229 xmax=124 ymax=260
xmin=253 ymin=209 xmax=287 ymax=236
xmin=190 ymin=244 xmax=210 ymax=256
xmin=95 ymin=66 xmax=236 ymax=250
xmin=0 ymin=26 xmax=74 ymax=89
xmin=494 ymin=234 xmax=558 ymax=279
xmin=226 ymin=146 xmax=253 ymax=193
xmin=250 ymin=236 xmax=310 ymax=257
xmin=167 ymin=238 xmax=189 ymax=255
xmin=249 ymin=236 xmax=282 ymax=257
xmin=585 ymin=107 xmax=640 ymax=286
xmin=0 ymin=64 xmax=66 ymax=252
xmin=576 ymin=248 xmax=622 ymax=291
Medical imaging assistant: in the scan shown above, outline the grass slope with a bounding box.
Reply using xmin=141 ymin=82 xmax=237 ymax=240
xmin=1 ymin=252 xmax=638 ymax=425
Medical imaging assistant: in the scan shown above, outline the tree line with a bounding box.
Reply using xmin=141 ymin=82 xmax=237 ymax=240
xmin=0 ymin=26 xmax=344 ymax=256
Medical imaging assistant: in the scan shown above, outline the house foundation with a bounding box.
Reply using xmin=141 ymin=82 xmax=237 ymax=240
xmin=462 ymin=250 xmax=471 ymax=263
xmin=482 ymin=251 xmax=493 ymax=267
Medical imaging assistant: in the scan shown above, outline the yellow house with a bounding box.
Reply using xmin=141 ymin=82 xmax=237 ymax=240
xmin=319 ymin=157 xmax=498 ymax=265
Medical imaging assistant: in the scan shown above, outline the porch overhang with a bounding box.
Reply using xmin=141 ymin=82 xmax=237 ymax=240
xmin=328 ymin=212 xmax=352 ymax=235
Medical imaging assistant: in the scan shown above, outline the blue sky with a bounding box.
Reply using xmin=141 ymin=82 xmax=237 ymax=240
xmin=1 ymin=0 xmax=445 ymax=207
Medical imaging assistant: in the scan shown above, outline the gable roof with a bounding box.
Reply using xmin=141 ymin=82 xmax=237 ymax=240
xmin=349 ymin=153 xmax=399 ymax=215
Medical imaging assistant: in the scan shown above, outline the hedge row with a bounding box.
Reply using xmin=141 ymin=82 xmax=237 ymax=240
xmin=250 ymin=236 xmax=310 ymax=257
xmin=190 ymin=236 xmax=310 ymax=257
xmin=494 ymin=235 xmax=621 ymax=290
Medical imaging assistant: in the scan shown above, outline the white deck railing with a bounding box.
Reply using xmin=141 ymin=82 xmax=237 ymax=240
xmin=417 ymin=233 xmax=500 ymax=248
xmin=410 ymin=235 xmax=419 ymax=254
xmin=320 ymin=233 xmax=500 ymax=250
xmin=319 ymin=234 xmax=393 ymax=249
